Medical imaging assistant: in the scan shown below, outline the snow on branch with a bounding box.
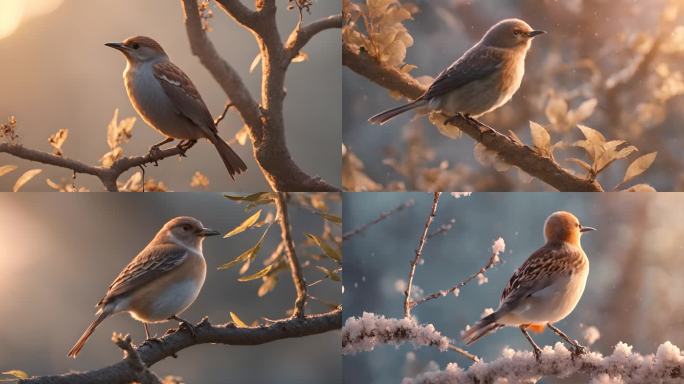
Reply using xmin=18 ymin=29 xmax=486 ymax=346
xmin=342 ymin=312 xmax=450 ymax=355
xmin=403 ymin=342 xmax=684 ymax=384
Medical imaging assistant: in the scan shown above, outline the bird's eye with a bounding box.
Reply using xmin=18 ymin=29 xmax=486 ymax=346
xmin=131 ymin=43 xmax=140 ymax=50
xmin=182 ymin=225 xmax=191 ymax=231
xmin=513 ymin=30 xmax=521 ymax=36
xmin=576 ymin=223 xmax=581 ymax=228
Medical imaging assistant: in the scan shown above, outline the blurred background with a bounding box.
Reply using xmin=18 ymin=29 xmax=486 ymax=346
xmin=343 ymin=192 xmax=684 ymax=383
xmin=0 ymin=193 xmax=340 ymax=383
xmin=0 ymin=0 xmax=340 ymax=191
xmin=343 ymin=0 xmax=684 ymax=191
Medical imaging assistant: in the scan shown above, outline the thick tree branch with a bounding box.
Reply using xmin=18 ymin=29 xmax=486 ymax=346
xmin=285 ymin=14 xmax=343 ymax=62
xmin=275 ymin=192 xmax=307 ymax=318
xmin=343 ymin=44 xmax=604 ymax=192
xmin=19 ymin=309 xmax=341 ymax=384
xmin=184 ymin=0 xmax=339 ymax=191
xmin=0 ymin=142 xmax=192 ymax=192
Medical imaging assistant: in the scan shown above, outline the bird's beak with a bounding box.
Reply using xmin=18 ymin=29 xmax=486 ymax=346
xmin=528 ymin=30 xmax=546 ymax=38
xmin=105 ymin=42 xmax=128 ymax=52
xmin=580 ymin=226 xmax=596 ymax=233
xmin=198 ymin=228 xmax=221 ymax=237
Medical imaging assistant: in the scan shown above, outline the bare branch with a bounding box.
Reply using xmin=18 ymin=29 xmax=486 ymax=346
xmin=213 ymin=0 xmax=259 ymax=29
xmin=275 ymin=192 xmax=307 ymax=318
xmin=342 ymin=199 xmax=415 ymax=240
xmin=112 ymin=334 xmax=162 ymax=384
xmin=0 ymin=142 xmax=191 ymax=192
xmin=19 ymin=309 xmax=341 ymax=384
xmin=426 ymin=219 xmax=456 ymax=240
xmin=285 ymin=14 xmax=343 ymax=62
xmin=343 ymin=44 xmax=604 ymax=192
xmin=404 ymin=192 xmax=441 ymax=318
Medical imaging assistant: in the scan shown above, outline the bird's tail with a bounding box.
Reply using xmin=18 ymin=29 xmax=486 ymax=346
xmin=67 ymin=310 xmax=110 ymax=358
xmin=462 ymin=312 xmax=504 ymax=345
xmin=209 ymin=134 xmax=248 ymax=181
xmin=368 ymin=99 xmax=428 ymax=125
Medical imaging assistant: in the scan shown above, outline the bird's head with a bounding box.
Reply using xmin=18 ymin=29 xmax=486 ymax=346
xmin=106 ymin=36 xmax=167 ymax=63
xmin=481 ymin=18 xmax=546 ymax=49
xmin=157 ymin=216 xmax=220 ymax=249
xmin=544 ymin=211 xmax=595 ymax=245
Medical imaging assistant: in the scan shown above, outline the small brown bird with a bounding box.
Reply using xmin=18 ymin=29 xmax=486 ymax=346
xmin=462 ymin=211 xmax=595 ymax=362
xmin=106 ymin=36 xmax=247 ymax=180
xmin=67 ymin=217 xmax=220 ymax=358
xmin=369 ymin=18 xmax=545 ymax=125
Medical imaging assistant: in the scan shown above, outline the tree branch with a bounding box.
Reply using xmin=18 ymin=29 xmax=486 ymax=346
xmin=0 ymin=142 xmax=191 ymax=192
xmin=19 ymin=309 xmax=341 ymax=384
xmin=284 ymin=14 xmax=343 ymax=62
xmin=275 ymin=192 xmax=307 ymax=318
xmin=343 ymin=44 xmax=604 ymax=192
xmin=404 ymin=192 xmax=441 ymax=318
xmin=184 ymin=0 xmax=339 ymax=191
xmin=342 ymin=199 xmax=415 ymax=241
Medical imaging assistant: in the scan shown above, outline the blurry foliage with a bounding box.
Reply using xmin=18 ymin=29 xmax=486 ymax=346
xmin=0 ymin=370 xmax=28 ymax=382
xmin=219 ymin=193 xmax=341 ymax=319
xmin=190 ymin=171 xmax=210 ymax=189
xmin=0 ymin=116 xmax=18 ymax=144
xmin=101 ymin=109 xmax=136 ymax=168
xmin=343 ymin=0 xmax=684 ymax=191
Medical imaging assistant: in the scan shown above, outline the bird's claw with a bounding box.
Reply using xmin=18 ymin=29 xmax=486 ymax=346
xmin=571 ymin=344 xmax=588 ymax=360
xmin=532 ymin=347 xmax=542 ymax=363
xmin=143 ymin=337 xmax=162 ymax=346
xmin=176 ymin=140 xmax=196 ymax=158
xmin=147 ymin=146 xmax=162 ymax=166
xmin=177 ymin=319 xmax=197 ymax=339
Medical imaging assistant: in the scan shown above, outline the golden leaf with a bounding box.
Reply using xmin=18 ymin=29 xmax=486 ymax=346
xmin=224 ymin=210 xmax=262 ymax=238
xmin=0 ymin=165 xmax=17 ymax=177
xmin=623 ymin=152 xmax=657 ymax=184
xmin=13 ymin=169 xmax=42 ymax=192
xmin=529 ymin=121 xmax=551 ymax=156
xmin=229 ymin=312 xmax=249 ymax=328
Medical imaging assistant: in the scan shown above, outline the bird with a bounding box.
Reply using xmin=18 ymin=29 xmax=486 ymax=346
xmin=67 ymin=216 xmax=220 ymax=358
xmin=461 ymin=211 xmax=595 ymax=362
xmin=369 ymin=18 xmax=545 ymax=125
xmin=105 ymin=36 xmax=247 ymax=180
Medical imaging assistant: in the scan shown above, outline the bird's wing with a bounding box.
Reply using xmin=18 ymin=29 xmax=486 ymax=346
xmin=499 ymin=243 xmax=582 ymax=310
xmin=97 ymin=243 xmax=189 ymax=307
xmin=153 ymin=61 xmax=218 ymax=135
xmin=421 ymin=45 xmax=505 ymax=101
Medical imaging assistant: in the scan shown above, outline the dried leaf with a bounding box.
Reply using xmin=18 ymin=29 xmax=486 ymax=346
xmin=305 ymin=233 xmax=341 ymax=262
xmin=190 ymin=171 xmax=209 ymax=189
xmin=229 ymin=312 xmax=249 ymax=328
xmin=292 ymin=51 xmax=309 ymax=63
xmin=224 ymin=210 xmax=262 ymax=238
xmin=567 ymin=158 xmax=593 ymax=173
xmin=320 ymin=213 xmax=342 ymax=224
xmin=258 ymin=275 xmax=278 ymax=297
xmin=0 ymin=165 xmax=17 ymax=177
xmin=13 ymin=169 xmax=42 ymax=192
xmin=572 ymin=98 xmax=598 ymax=122
xmin=218 ymin=242 xmax=262 ymax=270
xmin=48 ymin=128 xmax=68 ymax=156
xmin=238 ymin=264 xmax=273 ymax=282
xmin=577 ymin=125 xmax=606 ymax=144
xmin=249 ymin=53 xmax=262 ymax=74
xmin=429 ymin=112 xmax=460 ymax=139
xmin=545 ymin=96 xmax=568 ymax=125
xmin=529 ymin=121 xmax=551 ymax=155
xmin=2 ymin=370 xmax=28 ymax=379
xmin=235 ymin=125 xmax=250 ymax=146
xmin=623 ymin=152 xmax=657 ymax=184
xmin=316 ymin=266 xmax=341 ymax=281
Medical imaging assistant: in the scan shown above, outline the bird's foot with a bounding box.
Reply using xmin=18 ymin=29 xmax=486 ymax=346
xmin=532 ymin=346 xmax=542 ymax=363
xmin=147 ymin=146 xmax=163 ymax=166
xmin=171 ymin=316 xmax=197 ymax=339
xmin=444 ymin=112 xmax=466 ymax=126
xmin=571 ymin=343 xmax=588 ymax=360
xmin=176 ymin=140 xmax=197 ymax=158
xmin=143 ymin=337 xmax=163 ymax=346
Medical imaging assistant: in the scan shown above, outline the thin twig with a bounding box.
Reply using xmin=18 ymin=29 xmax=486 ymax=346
xmin=448 ymin=344 xmax=480 ymax=363
xmin=342 ymin=199 xmax=415 ymax=240
xmin=412 ymin=246 xmax=502 ymax=308
xmin=214 ymin=102 xmax=234 ymax=126
xmin=404 ymin=192 xmax=441 ymax=318
xmin=275 ymin=192 xmax=307 ymax=318
xmin=427 ymin=219 xmax=456 ymax=240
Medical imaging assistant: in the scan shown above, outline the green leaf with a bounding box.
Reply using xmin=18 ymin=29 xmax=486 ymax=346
xmin=238 ymin=264 xmax=274 ymax=282
xmin=229 ymin=312 xmax=249 ymax=328
xmin=218 ymin=243 xmax=262 ymax=270
xmin=316 ymin=266 xmax=341 ymax=282
xmin=305 ymin=233 xmax=341 ymax=262
xmin=2 ymin=370 xmax=28 ymax=379
xmin=224 ymin=210 xmax=262 ymax=238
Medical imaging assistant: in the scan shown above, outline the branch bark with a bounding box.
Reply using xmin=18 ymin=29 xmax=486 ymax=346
xmin=343 ymin=44 xmax=604 ymax=192
xmin=275 ymin=192 xmax=307 ymax=318
xmin=183 ymin=0 xmax=340 ymax=192
xmin=0 ymin=142 xmax=192 ymax=192
xmin=19 ymin=309 xmax=341 ymax=384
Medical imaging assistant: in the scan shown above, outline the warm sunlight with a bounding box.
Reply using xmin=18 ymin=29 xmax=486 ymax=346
xmin=0 ymin=0 xmax=63 ymax=40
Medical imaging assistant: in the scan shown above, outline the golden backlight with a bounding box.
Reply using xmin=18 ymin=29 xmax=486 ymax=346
xmin=0 ymin=0 xmax=63 ymax=40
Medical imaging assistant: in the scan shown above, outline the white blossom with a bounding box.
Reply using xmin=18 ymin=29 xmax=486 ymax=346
xmin=451 ymin=192 xmax=473 ymax=199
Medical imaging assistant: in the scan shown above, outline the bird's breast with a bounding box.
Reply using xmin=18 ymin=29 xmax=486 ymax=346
xmin=123 ymin=64 xmax=202 ymax=140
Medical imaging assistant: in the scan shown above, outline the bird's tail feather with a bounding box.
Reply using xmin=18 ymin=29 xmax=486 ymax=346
xmin=462 ymin=312 xmax=503 ymax=345
xmin=67 ymin=310 xmax=110 ymax=358
xmin=368 ymin=99 xmax=427 ymax=125
xmin=209 ymin=134 xmax=248 ymax=180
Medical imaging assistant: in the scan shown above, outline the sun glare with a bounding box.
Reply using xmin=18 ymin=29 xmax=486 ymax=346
xmin=0 ymin=0 xmax=63 ymax=41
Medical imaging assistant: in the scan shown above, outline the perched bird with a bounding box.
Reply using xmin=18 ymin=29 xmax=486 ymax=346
xmin=462 ymin=211 xmax=595 ymax=362
xmin=369 ymin=18 xmax=545 ymax=125
xmin=67 ymin=216 xmax=220 ymax=358
xmin=106 ymin=36 xmax=247 ymax=180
